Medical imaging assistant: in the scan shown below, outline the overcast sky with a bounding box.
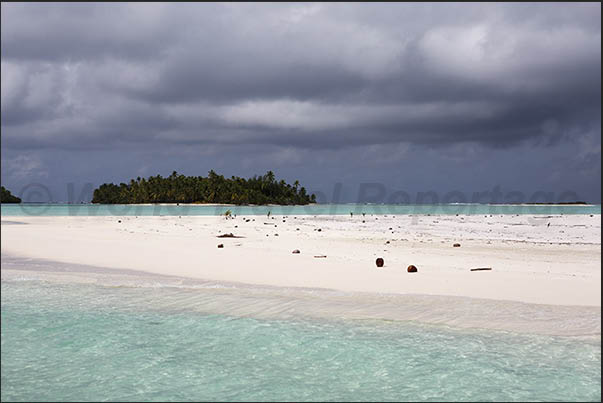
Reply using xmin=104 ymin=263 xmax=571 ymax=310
xmin=1 ymin=3 xmax=601 ymax=203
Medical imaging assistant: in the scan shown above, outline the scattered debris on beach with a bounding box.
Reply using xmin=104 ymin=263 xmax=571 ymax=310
xmin=217 ymin=244 xmax=224 ymax=248
xmin=453 ymin=243 xmax=461 ymax=247
xmin=292 ymin=249 xmax=300 ymax=254
xmin=314 ymin=255 xmax=327 ymax=258
xmin=376 ymin=258 xmax=384 ymax=267
xmin=407 ymin=265 xmax=418 ymax=273
xmin=216 ymin=233 xmax=244 ymax=238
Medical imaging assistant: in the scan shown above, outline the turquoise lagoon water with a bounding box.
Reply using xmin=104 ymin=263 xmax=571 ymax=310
xmin=1 ymin=203 xmax=601 ymax=216
xmin=1 ymin=272 xmax=601 ymax=402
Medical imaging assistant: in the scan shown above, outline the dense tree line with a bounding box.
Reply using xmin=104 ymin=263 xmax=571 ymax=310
xmin=0 ymin=186 xmax=21 ymax=203
xmin=91 ymin=171 xmax=316 ymax=205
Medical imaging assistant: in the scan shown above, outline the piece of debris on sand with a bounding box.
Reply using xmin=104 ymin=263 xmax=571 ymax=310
xmin=216 ymin=233 xmax=245 ymax=238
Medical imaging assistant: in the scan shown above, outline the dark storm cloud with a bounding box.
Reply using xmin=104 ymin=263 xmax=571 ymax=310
xmin=0 ymin=3 xmax=188 ymax=62
xmin=1 ymin=3 xmax=601 ymax=202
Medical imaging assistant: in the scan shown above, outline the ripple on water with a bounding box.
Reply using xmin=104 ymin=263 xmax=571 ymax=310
xmin=1 ymin=274 xmax=601 ymax=402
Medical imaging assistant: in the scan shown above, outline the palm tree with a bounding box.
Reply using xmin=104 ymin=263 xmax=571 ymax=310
xmin=91 ymin=170 xmax=316 ymax=205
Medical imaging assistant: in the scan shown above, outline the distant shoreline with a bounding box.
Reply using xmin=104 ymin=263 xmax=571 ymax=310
xmin=522 ymin=202 xmax=588 ymax=205
xmin=3 ymin=202 xmax=598 ymax=206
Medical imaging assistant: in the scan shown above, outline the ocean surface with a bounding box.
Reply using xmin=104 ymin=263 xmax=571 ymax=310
xmin=1 ymin=258 xmax=601 ymax=402
xmin=1 ymin=203 xmax=601 ymax=217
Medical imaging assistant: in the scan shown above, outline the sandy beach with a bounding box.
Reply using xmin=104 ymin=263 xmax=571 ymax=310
xmin=1 ymin=213 xmax=600 ymax=307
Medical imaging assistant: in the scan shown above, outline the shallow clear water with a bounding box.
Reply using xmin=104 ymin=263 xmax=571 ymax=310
xmin=2 ymin=278 xmax=600 ymax=402
xmin=1 ymin=203 xmax=601 ymax=217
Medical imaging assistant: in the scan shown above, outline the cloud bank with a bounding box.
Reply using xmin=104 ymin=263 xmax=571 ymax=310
xmin=1 ymin=3 xmax=600 ymax=202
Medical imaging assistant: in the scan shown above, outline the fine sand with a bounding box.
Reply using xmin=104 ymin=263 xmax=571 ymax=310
xmin=1 ymin=213 xmax=600 ymax=307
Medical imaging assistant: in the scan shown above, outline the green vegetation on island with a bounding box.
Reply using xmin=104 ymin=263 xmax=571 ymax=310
xmin=0 ymin=186 xmax=21 ymax=203
xmin=91 ymin=170 xmax=316 ymax=205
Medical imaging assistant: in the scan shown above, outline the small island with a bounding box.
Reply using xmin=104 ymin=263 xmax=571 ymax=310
xmin=92 ymin=170 xmax=316 ymax=205
xmin=0 ymin=186 xmax=21 ymax=203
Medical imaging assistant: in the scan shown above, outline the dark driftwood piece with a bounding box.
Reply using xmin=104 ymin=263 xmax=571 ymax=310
xmin=470 ymin=267 xmax=492 ymax=271
xmin=216 ymin=233 xmax=245 ymax=238
xmin=314 ymin=255 xmax=327 ymax=258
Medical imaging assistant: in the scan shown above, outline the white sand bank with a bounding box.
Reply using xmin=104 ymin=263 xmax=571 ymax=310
xmin=1 ymin=214 xmax=600 ymax=306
